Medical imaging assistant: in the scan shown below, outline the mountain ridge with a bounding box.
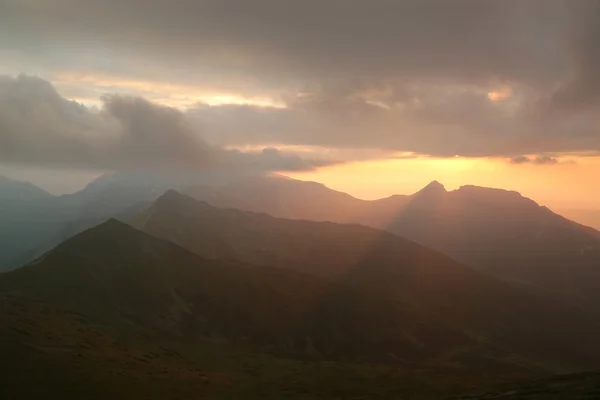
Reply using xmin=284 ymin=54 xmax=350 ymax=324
xmin=128 ymin=190 xmax=600 ymax=369
xmin=4 ymin=189 xmax=600 ymax=397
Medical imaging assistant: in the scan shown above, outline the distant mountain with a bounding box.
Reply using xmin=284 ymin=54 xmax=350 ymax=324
xmin=381 ymin=184 xmax=600 ymax=307
xmin=0 ymin=171 xmax=245 ymax=271
xmin=186 ymin=177 xmax=600 ymax=309
xmin=557 ymin=208 xmax=600 ymax=231
xmin=187 ymin=174 xmax=408 ymax=227
xmin=0 ymin=173 xmax=160 ymax=271
xmin=0 ymin=176 xmax=60 ymax=270
xmin=0 ymin=176 xmax=52 ymax=202
xmin=5 ymin=171 xmax=600 ymax=311
xmin=131 ymin=190 xmax=600 ymax=371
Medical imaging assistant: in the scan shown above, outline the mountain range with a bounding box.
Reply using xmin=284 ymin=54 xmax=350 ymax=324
xmin=185 ymin=176 xmax=600 ymax=309
xmin=133 ymin=190 xmax=600 ymax=365
xmin=4 ymin=173 xmax=600 ymax=308
xmin=3 ymin=173 xmax=600 ymax=397
xmin=3 ymin=213 xmax=600 ymax=397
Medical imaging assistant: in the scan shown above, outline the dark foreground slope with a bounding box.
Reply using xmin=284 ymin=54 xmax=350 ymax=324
xmin=456 ymin=371 xmax=600 ymax=399
xmin=0 ymin=220 xmax=537 ymax=399
xmin=2 ymin=219 xmax=600 ymax=398
xmin=3 ymin=219 xmax=467 ymax=363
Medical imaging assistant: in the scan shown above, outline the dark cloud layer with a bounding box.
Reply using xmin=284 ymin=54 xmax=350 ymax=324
xmin=1 ymin=1 xmax=600 ymax=160
xmin=188 ymin=85 xmax=600 ymax=157
xmin=0 ymin=75 xmax=212 ymax=169
xmin=0 ymin=0 xmax=573 ymax=87
xmin=0 ymin=75 xmax=336 ymax=171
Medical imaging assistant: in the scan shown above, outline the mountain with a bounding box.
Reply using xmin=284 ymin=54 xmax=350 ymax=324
xmin=457 ymin=371 xmax=600 ymax=399
xmin=0 ymin=173 xmax=158 ymax=271
xmin=4 ymin=200 xmax=600 ymax=397
xmin=0 ymin=176 xmax=61 ymax=270
xmin=186 ymin=177 xmax=600 ymax=309
xmin=0 ymin=219 xmax=547 ymax=398
xmin=187 ymin=174 xmax=409 ymax=227
xmin=0 ymin=220 xmax=501 ymax=364
xmin=0 ymin=171 xmax=284 ymax=271
xmin=0 ymin=171 xmax=221 ymax=271
xmin=134 ymin=189 xmax=419 ymax=278
xmin=5 ymin=171 xmax=600 ymax=313
xmin=383 ymin=184 xmax=600 ymax=306
xmin=132 ymin=190 xmax=600 ymax=370
xmin=0 ymin=175 xmax=52 ymax=201
xmin=558 ymin=208 xmax=600 ymax=231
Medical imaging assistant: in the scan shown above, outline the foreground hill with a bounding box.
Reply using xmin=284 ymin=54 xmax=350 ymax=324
xmin=456 ymin=371 xmax=600 ymax=399
xmin=133 ymin=191 xmax=600 ymax=371
xmin=1 ymin=293 xmax=481 ymax=400
xmin=5 ymin=219 xmax=459 ymax=363
xmin=3 ymin=213 xmax=600 ymax=397
xmin=0 ymin=219 xmax=541 ymax=398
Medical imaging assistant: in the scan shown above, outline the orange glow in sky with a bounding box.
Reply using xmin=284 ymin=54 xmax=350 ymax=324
xmin=52 ymin=73 xmax=285 ymax=109
xmin=283 ymin=155 xmax=600 ymax=209
xmin=487 ymin=88 xmax=512 ymax=102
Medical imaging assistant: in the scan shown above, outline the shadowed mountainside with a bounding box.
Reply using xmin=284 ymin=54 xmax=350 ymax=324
xmin=455 ymin=371 xmax=600 ymax=400
xmin=0 ymin=219 xmax=554 ymax=398
xmin=0 ymin=219 xmax=514 ymax=366
xmin=186 ymin=177 xmax=600 ymax=309
xmin=4 ymin=194 xmax=600 ymax=397
xmin=131 ymin=190 xmax=600 ymax=371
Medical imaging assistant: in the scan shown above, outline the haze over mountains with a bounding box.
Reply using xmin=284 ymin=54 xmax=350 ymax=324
xmin=5 ymin=1 xmax=600 ymax=397
xmin=4 ymin=173 xmax=600 ymax=306
xmin=2 ymin=196 xmax=600 ymax=397
xmin=134 ymin=190 xmax=600 ymax=363
xmin=3 ymin=172 xmax=600 ymax=397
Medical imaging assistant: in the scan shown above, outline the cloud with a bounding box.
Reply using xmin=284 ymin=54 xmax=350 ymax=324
xmin=0 ymin=0 xmax=573 ymax=89
xmin=188 ymin=82 xmax=600 ymax=157
xmin=220 ymin=147 xmax=338 ymax=172
xmin=509 ymin=155 xmax=561 ymax=165
xmin=0 ymin=75 xmax=212 ymax=169
xmin=0 ymin=75 xmax=338 ymax=172
xmin=2 ymin=1 xmax=600 ymax=159
xmin=544 ymin=1 xmax=600 ymax=113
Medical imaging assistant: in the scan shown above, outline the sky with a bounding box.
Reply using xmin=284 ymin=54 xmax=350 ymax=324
xmin=1 ymin=0 xmax=600 ymax=210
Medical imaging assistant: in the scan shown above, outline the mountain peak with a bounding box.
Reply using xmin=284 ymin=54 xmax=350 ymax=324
xmin=73 ymin=218 xmax=136 ymax=241
xmin=161 ymin=189 xmax=187 ymax=200
xmin=155 ymin=189 xmax=212 ymax=209
xmin=0 ymin=176 xmax=52 ymax=199
xmin=426 ymin=180 xmax=445 ymax=190
xmin=97 ymin=217 xmax=130 ymax=229
xmin=414 ymin=180 xmax=446 ymax=197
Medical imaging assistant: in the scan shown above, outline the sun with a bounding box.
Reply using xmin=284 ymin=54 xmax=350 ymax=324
xmin=487 ymin=88 xmax=512 ymax=102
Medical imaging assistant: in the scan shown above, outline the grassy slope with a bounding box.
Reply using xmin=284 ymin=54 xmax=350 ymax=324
xmin=0 ymin=290 xmax=529 ymax=400
xmin=2 ymin=218 xmax=599 ymax=398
